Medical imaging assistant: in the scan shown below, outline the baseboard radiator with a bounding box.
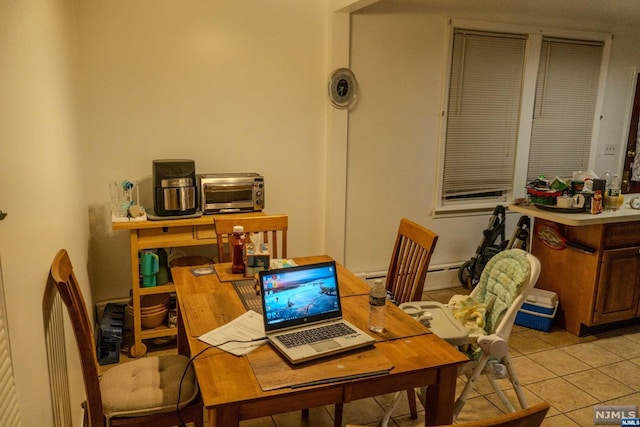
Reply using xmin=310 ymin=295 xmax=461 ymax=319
xmin=43 ymin=287 xmax=72 ymax=427
xmin=355 ymin=261 xmax=463 ymax=291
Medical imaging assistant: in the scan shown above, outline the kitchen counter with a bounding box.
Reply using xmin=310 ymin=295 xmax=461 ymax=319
xmin=509 ymin=196 xmax=640 ymax=336
xmin=508 ymin=197 xmax=640 ymax=226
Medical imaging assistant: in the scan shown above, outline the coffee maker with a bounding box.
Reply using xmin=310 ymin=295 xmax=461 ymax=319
xmin=152 ymin=159 xmax=197 ymax=216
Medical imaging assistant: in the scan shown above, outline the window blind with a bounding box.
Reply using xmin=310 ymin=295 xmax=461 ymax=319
xmin=527 ymin=38 xmax=603 ymax=181
xmin=442 ymin=30 xmax=526 ymax=198
xmin=0 ymin=259 xmax=21 ymax=427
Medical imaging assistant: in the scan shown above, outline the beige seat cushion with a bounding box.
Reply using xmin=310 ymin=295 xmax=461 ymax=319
xmin=100 ymin=354 xmax=198 ymax=419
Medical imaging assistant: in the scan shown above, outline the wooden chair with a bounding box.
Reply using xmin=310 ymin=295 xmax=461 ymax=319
xmin=386 ymin=217 xmax=439 ymax=304
xmin=380 ymin=218 xmax=439 ymax=420
xmin=336 ymin=218 xmax=438 ymax=426
xmin=346 ymin=401 xmax=549 ymax=427
xmin=44 ymin=249 xmax=203 ymax=427
xmin=215 ymin=214 xmax=288 ymax=262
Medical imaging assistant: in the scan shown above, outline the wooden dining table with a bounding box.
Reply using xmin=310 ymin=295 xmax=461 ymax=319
xmin=172 ymin=255 xmax=468 ymax=427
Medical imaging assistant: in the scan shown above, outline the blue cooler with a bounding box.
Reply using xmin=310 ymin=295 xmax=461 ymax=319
xmin=515 ymin=288 xmax=559 ymax=332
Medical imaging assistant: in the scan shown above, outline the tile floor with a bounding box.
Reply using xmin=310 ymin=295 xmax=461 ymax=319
xmin=128 ymin=286 xmax=640 ymax=426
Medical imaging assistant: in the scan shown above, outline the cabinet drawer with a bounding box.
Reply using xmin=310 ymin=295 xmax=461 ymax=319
xmin=138 ymin=226 xmax=195 ymax=247
xmin=194 ymin=224 xmax=216 ymax=240
xmin=604 ymin=222 xmax=640 ymax=247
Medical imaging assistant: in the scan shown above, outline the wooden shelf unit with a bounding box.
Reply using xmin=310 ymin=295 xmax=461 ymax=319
xmin=113 ymin=212 xmax=264 ymax=357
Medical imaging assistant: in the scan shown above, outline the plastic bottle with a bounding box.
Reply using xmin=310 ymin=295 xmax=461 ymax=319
xmin=231 ymin=225 xmax=246 ymax=274
xmin=368 ymin=279 xmax=386 ymax=332
xmin=605 ymin=173 xmax=621 ymax=211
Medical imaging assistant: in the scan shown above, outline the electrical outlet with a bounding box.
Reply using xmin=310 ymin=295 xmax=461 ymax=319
xmin=604 ymin=144 xmax=617 ymax=156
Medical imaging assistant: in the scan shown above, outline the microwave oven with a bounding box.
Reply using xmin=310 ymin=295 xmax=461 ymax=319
xmin=197 ymin=173 xmax=264 ymax=214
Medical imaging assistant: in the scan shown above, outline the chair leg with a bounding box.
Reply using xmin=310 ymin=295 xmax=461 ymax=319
xmin=406 ymin=388 xmax=418 ymax=419
xmin=301 ymin=408 xmax=309 ymax=418
xmin=333 ymin=403 xmax=343 ymax=427
xmin=454 ymin=353 xmax=491 ymax=418
xmin=380 ymin=391 xmax=402 ymax=427
xmin=503 ymin=354 xmax=528 ymax=410
xmin=486 ymin=373 xmax=516 ymax=413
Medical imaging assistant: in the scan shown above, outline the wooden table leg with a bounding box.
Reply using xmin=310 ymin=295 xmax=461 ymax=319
xmin=333 ymin=403 xmax=343 ymax=427
xmin=424 ymin=365 xmax=457 ymax=426
xmin=176 ymin=304 xmax=189 ymax=356
xmin=211 ymin=406 xmax=240 ymax=427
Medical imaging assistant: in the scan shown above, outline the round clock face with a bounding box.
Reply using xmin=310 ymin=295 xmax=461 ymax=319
xmin=328 ymin=68 xmax=358 ymax=109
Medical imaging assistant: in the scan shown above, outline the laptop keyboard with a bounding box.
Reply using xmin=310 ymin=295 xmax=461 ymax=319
xmin=276 ymin=323 xmax=357 ymax=348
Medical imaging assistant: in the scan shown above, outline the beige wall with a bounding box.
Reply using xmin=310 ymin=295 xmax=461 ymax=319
xmin=1 ymin=0 xmax=330 ymax=425
xmin=76 ymin=1 xmax=329 ymax=303
xmin=0 ymin=0 xmax=88 ymax=424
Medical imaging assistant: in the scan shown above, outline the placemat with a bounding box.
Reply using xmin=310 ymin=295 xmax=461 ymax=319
xmin=247 ymin=345 xmax=393 ymax=391
xmin=232 ymin=279 xmax=263 ymax=314
xmin=214 ymin=262 xmax=245 ymax=282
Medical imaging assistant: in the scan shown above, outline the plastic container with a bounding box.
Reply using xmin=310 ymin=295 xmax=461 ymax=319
xmin=515 ymin=288 xmax=559 ymax=332
xmin=231 ymin=225 xmax=246 ymax=274
xmin=368 ymin=279 xmax=386 ymax=332
xmin=604 ymin=173 xmax=621 ymax=211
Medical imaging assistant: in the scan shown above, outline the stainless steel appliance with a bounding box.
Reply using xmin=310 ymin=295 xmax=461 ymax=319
xmin=152 ymin=159 xmax=197 ymax=216
xmin=197 ymin=173 xmax=264 ymax=214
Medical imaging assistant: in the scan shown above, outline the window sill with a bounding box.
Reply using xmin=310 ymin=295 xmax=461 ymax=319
xmin=431 ymin=203 xmax=518 ymax=218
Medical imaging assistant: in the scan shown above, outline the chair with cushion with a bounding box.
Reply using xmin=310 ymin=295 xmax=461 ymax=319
xmin=346 ymin=401 xmax=549 ymax=427
xmin=44 ymin=249 xmax=203 ymax=427
xmin=214 ymin=214 xmax=288 ymax=263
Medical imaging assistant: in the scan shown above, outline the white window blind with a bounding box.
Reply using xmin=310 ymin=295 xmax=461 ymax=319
xmin=442 ymin=30 xmax=526 ymax=199
xmin=527 ymin=38 xmax=603 ymax=181
xmin=0 ymin=258 xmax=21 ymax=427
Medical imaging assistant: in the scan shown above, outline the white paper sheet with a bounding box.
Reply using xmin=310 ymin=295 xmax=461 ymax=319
xmin=198 ymin=310 xmax=267 ymax=356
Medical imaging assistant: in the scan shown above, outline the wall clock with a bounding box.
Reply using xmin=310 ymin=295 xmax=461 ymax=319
xmin=328 ymin=68 xmax=358 ymax=109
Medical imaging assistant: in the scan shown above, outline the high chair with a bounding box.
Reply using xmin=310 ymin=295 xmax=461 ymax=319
xmin=379 ymin=248 xmax=540 ymax=425
xmin=450 ymin=249 xmax=540 ymax=417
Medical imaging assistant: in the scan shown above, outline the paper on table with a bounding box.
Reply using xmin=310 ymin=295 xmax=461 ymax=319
xmin=198 ymin=310 xmax=267 ymax=356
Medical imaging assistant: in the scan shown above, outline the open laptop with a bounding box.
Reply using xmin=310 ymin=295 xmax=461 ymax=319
xmin=258 ymin=261 xmax=375 ymax=364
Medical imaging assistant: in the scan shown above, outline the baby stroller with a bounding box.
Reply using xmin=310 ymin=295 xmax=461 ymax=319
xmin=458 ymin=205 xmax=530 ymax=290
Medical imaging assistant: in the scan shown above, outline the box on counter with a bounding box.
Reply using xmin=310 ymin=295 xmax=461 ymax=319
xmin=515 ymin=288 xmax=559 ymax=332
xmin=245 ymin=232 xmax=270 ymax=277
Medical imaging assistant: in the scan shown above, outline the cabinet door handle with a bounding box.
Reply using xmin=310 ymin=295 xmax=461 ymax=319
xmin=0 ymin=211 xmax=6 ymax=221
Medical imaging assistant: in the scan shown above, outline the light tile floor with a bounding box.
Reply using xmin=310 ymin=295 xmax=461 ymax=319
xmin=126 ymin=286 xmax=640 ymax=426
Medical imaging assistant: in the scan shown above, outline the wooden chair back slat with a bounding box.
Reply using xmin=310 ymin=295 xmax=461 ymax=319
xmin=385 ymin=218 xmax=438 ymax=304
xmin=215 ymin=214 xmax=288 ymax=263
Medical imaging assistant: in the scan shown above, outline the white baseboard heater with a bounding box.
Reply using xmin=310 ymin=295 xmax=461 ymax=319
xmin=354 ymin=262 xmax=464 ymax=291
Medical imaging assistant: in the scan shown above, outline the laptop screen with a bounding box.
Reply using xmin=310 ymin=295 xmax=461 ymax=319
xmin=259 ymin=261 xmax=342 ymax=332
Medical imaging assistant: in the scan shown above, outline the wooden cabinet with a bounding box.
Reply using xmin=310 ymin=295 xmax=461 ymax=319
xmin=113 ymin=212 xmax=264 ymax=357
xmin=593 ymin=246 xmax=640 ymax=324
xmin=530 ymin=218 xmax=640 ymax=335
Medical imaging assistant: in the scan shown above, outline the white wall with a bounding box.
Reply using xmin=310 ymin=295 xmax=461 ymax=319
xmin=345 ymin=1 xmax=640 ymax=275
xmin=0 ymin=0 xmax=88 ymax=424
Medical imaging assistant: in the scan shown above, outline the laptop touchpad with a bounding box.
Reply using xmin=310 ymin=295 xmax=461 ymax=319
xmin=310 ymin=339 xmax=340 ymax=352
